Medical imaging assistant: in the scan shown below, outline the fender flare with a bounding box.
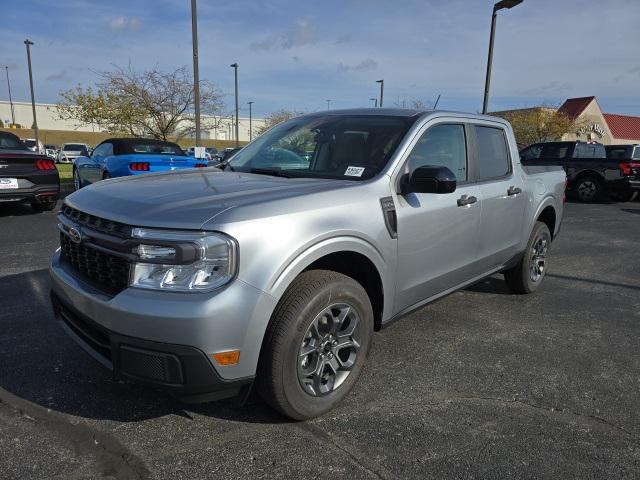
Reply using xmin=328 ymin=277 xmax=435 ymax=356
xmin=530 ymin=196 xmax=558 ymax=236
xmin=266 ymin=235 xmax=390 ymax=310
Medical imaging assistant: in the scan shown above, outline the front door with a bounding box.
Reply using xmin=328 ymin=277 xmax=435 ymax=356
xmin=394 ymin=122 xmax=482 ymax=313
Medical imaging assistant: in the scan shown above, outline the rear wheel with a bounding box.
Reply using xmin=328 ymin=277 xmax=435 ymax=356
xmin=575 ymin=175 xmax=602 ymax=203
xmin=31 ymin=200 xmax=56 ymax=213
xmin=257 ymin=270 xmax=373 ymax=420
xmin=504 ymin=221 xmax=551 ymax=294
xmin=609 ymin=189 xmax=636 ymax=203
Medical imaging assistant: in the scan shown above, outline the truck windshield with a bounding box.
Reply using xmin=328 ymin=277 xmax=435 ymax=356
xmin=227 ymin=115 xmax=415 ymax=180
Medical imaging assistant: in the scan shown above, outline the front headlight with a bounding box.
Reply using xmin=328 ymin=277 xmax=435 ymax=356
xmin=130 ymin=228 xmax=237 ymax=292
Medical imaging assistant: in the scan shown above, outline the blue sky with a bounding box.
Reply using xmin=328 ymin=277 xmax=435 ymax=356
xmin=1 ymin=0 xmax=639 ymax=118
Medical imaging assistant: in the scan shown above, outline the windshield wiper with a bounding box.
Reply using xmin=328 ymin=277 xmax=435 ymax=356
xmin=248 ymin=168 xmax=293 ymax=178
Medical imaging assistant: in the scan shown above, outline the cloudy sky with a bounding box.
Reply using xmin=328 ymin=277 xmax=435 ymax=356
xmin=1 ymin=0 xmax=639 ymax=118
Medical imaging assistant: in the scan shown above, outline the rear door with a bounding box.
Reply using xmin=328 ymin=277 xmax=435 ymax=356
xmin=473 ymin=124 xmax=526 ymax=270
xmin=394 ymin=121 xmax=482 ymax=312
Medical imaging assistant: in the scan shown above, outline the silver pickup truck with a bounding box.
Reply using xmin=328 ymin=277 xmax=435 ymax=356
xmin=50 ymin=109 xmax=565 ymax=419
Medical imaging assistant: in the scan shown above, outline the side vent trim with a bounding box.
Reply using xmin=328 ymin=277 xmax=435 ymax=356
xmin=379 ymin=196 xmax=398 ymax=239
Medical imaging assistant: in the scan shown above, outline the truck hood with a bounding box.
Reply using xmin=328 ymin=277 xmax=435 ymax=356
xmin=64 ymin=169 xmax=348 ymax=229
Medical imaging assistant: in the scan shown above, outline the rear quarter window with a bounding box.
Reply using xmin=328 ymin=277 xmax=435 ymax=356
xmin=475 ymin=126 xmax=510 ymax=179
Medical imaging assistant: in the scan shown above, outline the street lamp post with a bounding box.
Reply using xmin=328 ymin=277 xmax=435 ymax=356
xmin=230 ymin=63 xmax=239 ymax=147
xmin=4 ymin=66 xmax=15 ymax=126
xmin=369 ymin=97 xmax=378 ymax=108
xmin=376 ymin=79 xmax=384 ymax=107
xmin=190 ymin=0 xmax=201 ymax=146
xmin=247 ymin=101 xmax=254 ymax=141
xmin=482 ymin=0 xmax=523 ymax=114
xmin=326 ymin=99 xmax=331 ymax=110
xmin=24 ymin=39 xmax=39 ymax=151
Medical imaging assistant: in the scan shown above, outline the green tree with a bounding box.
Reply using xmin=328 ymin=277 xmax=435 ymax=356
xmin=56 ymin=65 xmax=225 ymax=141
xmin=492 ymin=106 xmax=586 ymax=148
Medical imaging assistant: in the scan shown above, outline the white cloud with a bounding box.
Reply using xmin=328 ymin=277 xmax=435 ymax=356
xmin=250 ymin=18 xmax=318 ymax=51
xmin=337 ymin=58 xmax=377 ymax=72
xmin=109 ymin=16 xmax=141 ymax=31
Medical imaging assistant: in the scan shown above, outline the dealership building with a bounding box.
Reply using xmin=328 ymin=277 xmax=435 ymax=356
xmin=0 ymin=100 xmax=265 ymax=142
xmin=556 ymin=96 xmax=640 ymax=145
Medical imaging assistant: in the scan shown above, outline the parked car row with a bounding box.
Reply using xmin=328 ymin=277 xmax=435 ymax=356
xmin=520 ymin=141 xmax=640 ymax=202
xmin=1 ymin=130 xmax=244 ymax=211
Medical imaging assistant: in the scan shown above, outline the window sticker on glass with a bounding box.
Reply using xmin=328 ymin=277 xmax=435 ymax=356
xmin=344 ymin=166 xmax=365 ymax=177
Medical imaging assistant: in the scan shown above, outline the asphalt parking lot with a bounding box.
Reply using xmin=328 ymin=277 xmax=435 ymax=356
xmin=1 ymin=198 xmax=639 ymax=479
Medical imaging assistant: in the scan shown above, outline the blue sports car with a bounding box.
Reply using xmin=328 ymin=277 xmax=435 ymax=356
xmin=73 ymin=138 xmax=209 ymax=190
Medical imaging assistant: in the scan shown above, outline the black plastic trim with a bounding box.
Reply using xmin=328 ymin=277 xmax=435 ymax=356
xmin=51 ymin=291 xmax=254 ymax=402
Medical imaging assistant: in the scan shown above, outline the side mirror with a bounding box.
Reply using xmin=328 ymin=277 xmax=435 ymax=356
xmin=405 ymin=165 xmax=456 ymax=194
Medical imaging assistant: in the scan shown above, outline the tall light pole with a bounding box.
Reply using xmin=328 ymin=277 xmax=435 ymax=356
xmin=4 ymin=66 xmax=15 ymax=126
xmin=376 ymin=79 xmax=384 ymax=107
xmin=230 ymin=63 xmax=239 ymax=147
xmin=24 ymin=39 xmax=39 ymax=151
xmin=369 ymin=97 xmax=378 ymax=108
xmin=190 ymin=0 xmax=201 ymax=146
xmin=326 ymin=99 xmax=332 ymax=110
xmin=482 ymin=0 xmax=523 ymax=114
xmin=247 ymin=101 xmax=254 ymax=141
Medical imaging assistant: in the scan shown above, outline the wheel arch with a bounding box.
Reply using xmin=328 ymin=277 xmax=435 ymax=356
xmin=267 ymin=237 xmax=390 ymax=331
xmin=572 ymin=169 xmax=604 ymax=183
xmin=537 ymin=205 xmax=556 ymax=240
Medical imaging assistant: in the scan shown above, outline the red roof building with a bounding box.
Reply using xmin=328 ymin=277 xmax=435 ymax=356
xmin=557 ymin=97 xmax=640 ymax=145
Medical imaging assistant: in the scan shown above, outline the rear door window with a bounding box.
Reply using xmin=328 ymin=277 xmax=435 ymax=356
xmin=475 ymin=126 xmax=510 ymax=180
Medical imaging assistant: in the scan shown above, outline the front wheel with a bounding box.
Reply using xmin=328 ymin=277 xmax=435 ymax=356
xmin=73 ymin=168 xmax=81 ymax=191
xmin=504 ymin=221 xmax=551 ymax=294
xmin=257 ymin=270 xmax=373 ymax=420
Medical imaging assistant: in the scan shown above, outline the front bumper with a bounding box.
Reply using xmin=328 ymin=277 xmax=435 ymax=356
xmin=49 ymin=249 xmax=278 ymax=400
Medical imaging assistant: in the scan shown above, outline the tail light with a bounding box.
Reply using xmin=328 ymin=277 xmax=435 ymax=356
xmin=195 ymin=163 xmax=207 ymax=168
xmin=130 ymin=162 xmax=150 ymax=171
xmin=619 ymin=162 xmax=632 ymax=175
xmin=36 ymin=159 xmax=56 ymax=170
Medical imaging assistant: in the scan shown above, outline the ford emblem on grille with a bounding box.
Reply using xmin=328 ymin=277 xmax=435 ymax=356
xmin=68 ymin=226 xmax=83 ymax=244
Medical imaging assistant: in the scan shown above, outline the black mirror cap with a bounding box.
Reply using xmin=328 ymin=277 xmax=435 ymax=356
xmin=408 ymin=165 xmax=457 ymax=194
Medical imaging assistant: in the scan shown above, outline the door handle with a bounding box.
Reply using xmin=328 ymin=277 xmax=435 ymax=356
xmin=457 ymin=195 xmax=477 ymax=207
xmin=507 ymin=186 xmax=522 ymax=196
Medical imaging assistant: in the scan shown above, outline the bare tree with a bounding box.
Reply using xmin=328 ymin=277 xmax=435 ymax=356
xmin=255 ymin=109 xmax=302 ymax=135
xmin=56 ymin=65 xmax=225 ymax=141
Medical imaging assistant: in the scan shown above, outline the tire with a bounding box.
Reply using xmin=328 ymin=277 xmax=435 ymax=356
xmin=257 ymin=270 xmax=373 ymax=420
xmin=574 ymin=175 xmax=602 ymax=203
xmin=31 ymin=200 xmax=56 ymax=213
xmin=102 ymin=171 xmax=111 ymax=180
xmin=73 ymin=168 xmax=81 ymax=191
xmin=504 ymin=221 xmax=551 ymax=294
xmin=609 ymin=189 xmax=636 ymax=203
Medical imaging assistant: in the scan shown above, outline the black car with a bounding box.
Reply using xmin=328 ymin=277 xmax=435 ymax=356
xmin=520 ymin=141 xmax=640 ymax=202
xmin=0 ymin=131 xmax=60 ymax=212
